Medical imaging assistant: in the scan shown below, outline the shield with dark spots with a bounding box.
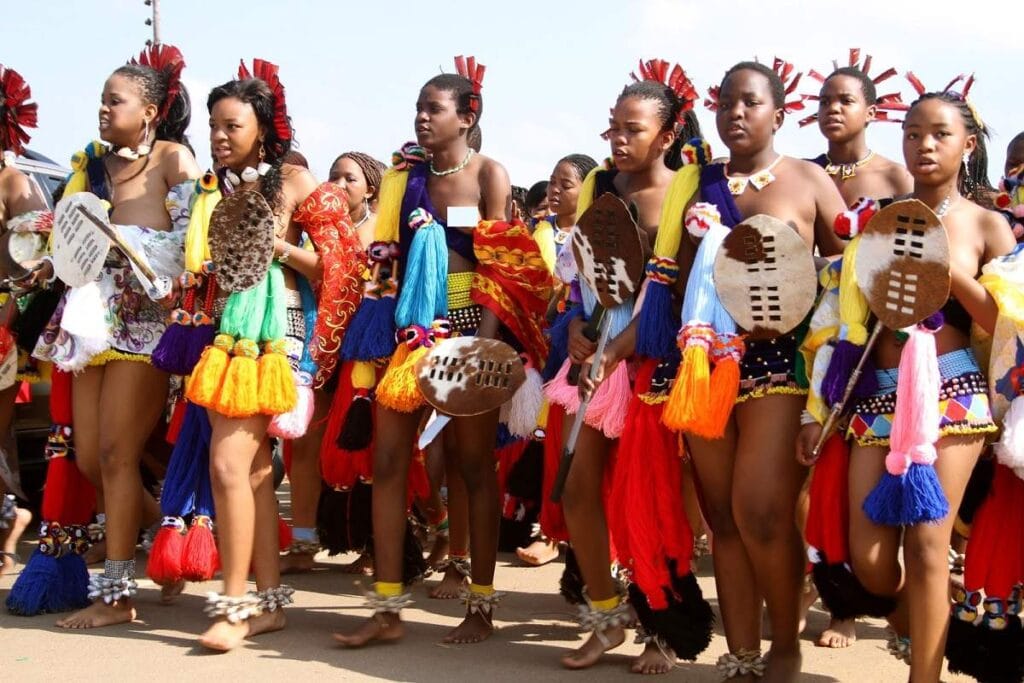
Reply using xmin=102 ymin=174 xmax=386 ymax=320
xmin=416 ymin=337 xmax=526 ymax=416
xmin=209 ymin=190 xmax=275 ymax=293
xmin=571 ymin=193 xmax=645 ymax=308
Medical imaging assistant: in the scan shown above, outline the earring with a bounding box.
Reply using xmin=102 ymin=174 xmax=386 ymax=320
xmin=364 ymin=197 xmax=371 ymax=216
xmin=137 ymin=120 xmax=152 ymax=157
xmin=962 ymin=152 xmax=970 ymax=167
xmin=256 ymin=141 xmax=271 ymax=176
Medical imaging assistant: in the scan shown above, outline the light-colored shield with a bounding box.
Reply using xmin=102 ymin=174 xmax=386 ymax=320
xmin=0 ymin=231 xmax=47 ymax=282
xmin=208 ymin=190 xmax=276 ymax=292
xmin=714 ymin=214 xmax=817 ymax=339
xmin=415 ymin=337 xmax=526 ymax=416
xmin=571 ymin=193 xmax=645 ymax=309
xmin=52 ymin=193 xmax=112 ymax=287
xmin=854 ymin=199 xmax=950 ymax=330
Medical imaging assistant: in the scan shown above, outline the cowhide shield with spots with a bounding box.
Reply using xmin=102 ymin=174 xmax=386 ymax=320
xmin=0 ymin=230 xmax=46 ymax=281
xmin=714 ymin=214 xmax=817 ymax=339
xmin=415 ymin=337 xmax=526 ymax=416
xmin=208 ymin=190 xmax=275 ymax=293
xmin=571 ymin=193 xmax=645 ymax=309
xmin=854 ymin=199 xmax=950 ymax=330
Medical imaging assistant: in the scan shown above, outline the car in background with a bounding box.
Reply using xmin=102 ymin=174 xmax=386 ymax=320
xmin=13 ymin=149 xmax=68 ymax=206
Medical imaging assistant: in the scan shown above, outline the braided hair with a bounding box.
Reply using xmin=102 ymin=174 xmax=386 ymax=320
xmin=330 ymin=151 xmax=386 ymax=201
xmin=558 ymin=153 xmax=598 ymax=183
xmin=908 ymin=92 xmax=994 ymax=200
xmin=207 ymin=78 xmax=292 ymax=211
xmin=112 ymin=63 xmax=191 ymax=145
xmin=616 ymin=80 xmax=701 ymax=170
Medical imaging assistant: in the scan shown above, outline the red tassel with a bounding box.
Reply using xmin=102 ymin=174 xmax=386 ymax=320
xmin=805 ymin=433 xmax=851 ymax=564
xmin=278 ymin=515 xmax=292 ymax=552
xmin=539 ymin=402 xmax=569 ymax=542
xmin=406 ymin=448 xmax=431 ymax=509
xmin=50 ymin=369 xmax=73 ymax=425
xmin=180 ymin=516 xmax=218 ymax=581
xmin=965 ymin=465 xmax=1024 ymax=600
xmin=41 ymin=454 xmax=95 ymax=525
xmin=165 ymin=399 xmax=187 ymax=445
xmin=320 ymin=360 xmax=363 ymax=489
xmin=147 ymin=521 xmax=185 ymax=585
xmin=496 ymin=439 xmax=529 ymax=496
xmin=283 ymin=439 xmax=293 ymax=478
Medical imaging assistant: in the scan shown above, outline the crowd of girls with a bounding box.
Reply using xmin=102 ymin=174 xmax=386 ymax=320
xmin=1 ymin=44 xmax=1023 ymax=683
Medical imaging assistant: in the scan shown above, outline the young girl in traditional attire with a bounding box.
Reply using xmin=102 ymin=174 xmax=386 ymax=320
xmin=800 ymin=79 xmax=1013 ymax=683
xmin=544 ymin=60 xmax=706 ymax=672
xmin=0 ymin=62 xmax=47 ymax=576
xmin=335 ymin=56 xmax=548 ymax=647
xmin=186 ymin=59 xmax=360 ymax=651
xmin=672 ymin=60 xmax=846 ymax=681
xmin=26 ymin=44 xmax=202 ymax=629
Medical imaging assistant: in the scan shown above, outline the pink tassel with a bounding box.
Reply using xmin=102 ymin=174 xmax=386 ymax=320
xmin=886 ymin=326 xmax=940 ymax=474
xmin=268 ymin=384 xmax=314 ymax=439
xmin=585 ymin=361 xmax=631 ymax=437
xmin=544 ymin=359 xmax=582 ymax=413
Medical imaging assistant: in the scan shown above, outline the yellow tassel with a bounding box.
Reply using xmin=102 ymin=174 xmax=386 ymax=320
xmin=651 ymin=164 xmax=699 ymax=260
xmin=185 ymin=341 xmax=231 ymax=408
xmin=836 ymin=236 xmax=869 ymax=345
xmin=352 ymin=360 xmax=377 ymax=390
xmin=215 ymin=356 xmax=260 ymax=418
xmin=184 ymin=177 xmax=221 ymax=272
xmin=374 ymin=169 xmax=409 ymax=244
xmin=574 ymin=167 xmax=600 ymax=223
xmin=376 ymin=344 xmax=429 ymax=413
xmin=662 ymin=344 xmax=710 ymax=432
xmin=533 ymin=220 xmax=556 ymax=274
xmin=257 ymin=352 xmax=297 ymax=415
xmin=537 ymin=400 xmax=550 ymax=431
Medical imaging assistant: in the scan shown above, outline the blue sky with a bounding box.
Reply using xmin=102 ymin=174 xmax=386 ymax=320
xmin=9 ymin=0 xmax=1018 ymax=186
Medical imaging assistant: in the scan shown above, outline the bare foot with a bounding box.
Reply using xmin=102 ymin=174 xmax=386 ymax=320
xmin=429 ymin=564 xmax=468 ymax=599
xmin=515 ymin=539 xmax=559 ymax=567
xmin=332 ymin=612 xmax=404 ymax=647
xmin=631 ymin=642 xmax=675 ymax=675
xmin=56 ymin=600 xmax=135 ymax=629
xmin=764 ymin=647 xmax=802 ymax=683
xmin=561 ymin=626 xmax=625 ymax=670
xmin=815 ymin=617 xmax=856 ymax=648
xmin=340 ymin=552 xmax=373 ymax=575
xmin=425 ymin=534 xmax=449 ymax=569
xmin=83 ymin=539 xmax=107 ymax=565
xmin=247 ymin=608 xmax=286 ymax=637
xmin=442 ymin=609 xmax=494 ymax=644
xmin=199 ymin=618 xmax=251 ymax=652
xmin=280 ymin=552 xmax=316 ymax=575
xmin=160 ymin=579 xmax=186 ymax=605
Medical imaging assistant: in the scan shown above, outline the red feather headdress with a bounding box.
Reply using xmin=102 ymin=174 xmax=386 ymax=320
xmin=799 ymin=48 xmax=908 ymax=127
xmin=129 ymin=43 xmax=186 ymax=123
xmin=454 ymin=55 xmax=485 ymax=113
xmin=705 ymin=57 xmax=805 ymax=114
xmin=0 ymin=64 xmax=37 ymax=156
xmin=905 ymin=72 xmax=982 ymax=128
xmin=237 ymin=58 xmax=292 ymax=144
xmin=630 ymin=58 xmax=699 ymax=120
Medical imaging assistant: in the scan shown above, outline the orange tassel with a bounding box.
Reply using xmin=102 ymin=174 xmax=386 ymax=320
xmin=213 ymin=338 xmax=260 ymax=417
xmin=185 ymin=336 xmax=232 ymax=408
xmin=376 ymin=344 xmax=428 ymax=413
xmin=257 ymin=350 xmax=297 ymax=415
xmin=662 ymin=340 xmax=711 ymax=432
xmin=701 ymin=358 xmax=739 ymax=438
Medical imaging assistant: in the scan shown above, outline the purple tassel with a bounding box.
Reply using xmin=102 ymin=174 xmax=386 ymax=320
xmin=182 ymin=325 xmax=216 ymax=374
xmin=152 ymin=323 xmax=190 ymax=374
xmin=823 ymin=340 xmax=875 ymax=407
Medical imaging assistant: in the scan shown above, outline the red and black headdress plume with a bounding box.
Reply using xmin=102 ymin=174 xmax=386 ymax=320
xmin=630 ymin=58 xmax=699 ymax=120
xmin=129 ymin=43 xmax=186 ymax=123
xmin=237 ymin=58 xmax=292 ymax=143
xmin=905 ymin=72 xmax=982 ymax=128
xmin=0 ymin=64 xmax=37 ymax=156
xmin=705 ymin=57 xmax=806 ymax=114
xmin=454 ymin=55 xmax=485 ymax=113
xmin=799 ymin=48 xmax=908 ymax=127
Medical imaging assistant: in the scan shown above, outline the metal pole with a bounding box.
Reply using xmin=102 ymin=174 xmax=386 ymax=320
xmin=152 ymin=0 xmax=160 ymax=45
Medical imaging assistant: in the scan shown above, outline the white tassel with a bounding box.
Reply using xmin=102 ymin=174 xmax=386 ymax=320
xmin=500 ymin=367 xmax=545 ymax=438
xmin=56 ymin=283 xmax=111 ymax=370
xmin=268 ymin=383 xmax=314 ymax=439
xmin=995 ymin=395 xmax=1024 ymax=480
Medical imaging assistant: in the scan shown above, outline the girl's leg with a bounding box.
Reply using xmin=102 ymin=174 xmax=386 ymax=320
xmin=333 ymin=406 xmax=422 ymax=647
xmin=731 ymin=395 xmax=808 ymax=682
xmin=281 ymin=391 xmax=329 ymax=573
xmin=430 ymin=445 xmax=470 ymax=598
xmin=58 ymin=361 xmax=169 ymax=629
xmin=198 ymin=412 xmax=269 ymax=651
xmin=442 ymin=409 xmax=501 ymax=644
xmin=903 ymin=435 xmax=983 ymax=682
xmin=558 ymin=420 xmax=619 ymax=668
xmin=248 ymin=438 xmax=289 ymax=638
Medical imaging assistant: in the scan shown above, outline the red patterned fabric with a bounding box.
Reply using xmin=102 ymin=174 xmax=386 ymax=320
xmin=294 ymin=183 xmax=363 ymax=387
xmin=471 ymin=220 xmax=553 ymax=368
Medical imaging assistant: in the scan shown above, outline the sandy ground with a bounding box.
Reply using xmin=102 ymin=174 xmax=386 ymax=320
xmin=1 ymin=514 xmax=973 ymax=682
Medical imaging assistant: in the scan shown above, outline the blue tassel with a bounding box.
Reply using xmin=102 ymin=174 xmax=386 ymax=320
xmin=342 ymin=297 xmax=397 ymax=362
xmin=542 ymin=307 xmax=579 ymax=381
xmin=862 ymin=472 xmax=906 ymax=526
xmin=6 ymin=549 xmax=64 ymax=615
xmin=495 ymin=423 xmax=519 ymax=449
xmin=636 ymin=280 xmax=679 ymax=360
xmin=395 ymin=214 xmax=448 ymax=329
xmin=152 ymin=323 xmax=190 ymax=375
xmin=161 ymin=403 xmax=206 ymax=516
xmin=193 ymin=414 xmax=215 ymax=518
xmin=57 ymin=553 xmax=90 ymax=610
xmin=900 ymin=463 xmax=949 ymax=524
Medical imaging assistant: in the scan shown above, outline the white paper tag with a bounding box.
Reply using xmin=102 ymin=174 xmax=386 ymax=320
xmin=446 ymin=206 xmax=479 ymax=228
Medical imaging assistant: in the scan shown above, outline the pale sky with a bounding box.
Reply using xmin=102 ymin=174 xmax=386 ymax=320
xmin=8 ymin=1 xmax=1019 ymax=186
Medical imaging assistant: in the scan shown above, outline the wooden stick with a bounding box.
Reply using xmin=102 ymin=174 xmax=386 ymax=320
xmin=75 ymin=204 xmax=160 ymax=283
xmin=811 ymin=320 xmax=885 ymax=458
